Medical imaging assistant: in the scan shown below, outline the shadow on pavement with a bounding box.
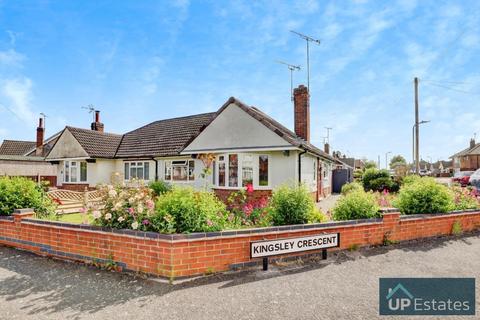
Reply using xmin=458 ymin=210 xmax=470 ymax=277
xmin=0 ymin=231 xmax=478 ymax=319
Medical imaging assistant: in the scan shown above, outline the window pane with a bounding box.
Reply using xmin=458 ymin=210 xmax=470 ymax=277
xmin=80 ymin=162 xmax=87 ymax=182
xmin=144 ymin=162 xmax=149 ymax=180
xmin=228 ymin=154 xmax=238 ymax=187
xmin=137 ymin=167 xmax=143 ymax=180
xmin=242 ymin=154 xmax=253 ymax=186
xmin=130 ymin=166 xmax=136 ymax=179
xmin=212 ymin=161 xmax=216 ymax=185
xmin=71 ymin=166 xmax=78 ymax=182
xmin=165 ymin=162 xmax=171 ymax=180
xmin=219 ymin=162 xmax=225 ymax=186
xmin=124 ymin=163 xmax=130 ymax=180
xmin=64 ymin=161 xmax=70 ymax=182
xmin=259 ymin=155 xmax=268 ymax=186
xmin=188 ymin=160 xmax=195 ymax=181
xmin=173 ymin=165 xmax=187 ymax=181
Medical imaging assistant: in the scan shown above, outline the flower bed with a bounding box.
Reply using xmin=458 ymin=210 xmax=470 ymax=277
xmin=88 ymin=183 xmax=327 ymax=233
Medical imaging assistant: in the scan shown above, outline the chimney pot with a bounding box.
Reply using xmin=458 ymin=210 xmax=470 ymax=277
xmin=293 ymin=85 xmax=310 ymax=142
xmin=470 ymin=138 xmax=476 ymax=149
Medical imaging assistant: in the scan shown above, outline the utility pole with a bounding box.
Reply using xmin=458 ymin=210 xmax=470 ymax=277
xmin=290 ymin=30 xmax=321 ymax=92
xmin=276 ymin=60 xmax=301 ymax=101
xmin=414 ymin=77 xmax=420 ymax=174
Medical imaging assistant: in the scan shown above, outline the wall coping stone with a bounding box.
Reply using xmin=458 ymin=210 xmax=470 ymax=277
xmin=13 ymin=208 xmax=35 ymax=214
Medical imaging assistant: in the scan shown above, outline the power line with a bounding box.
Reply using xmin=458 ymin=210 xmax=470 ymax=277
xmin=423 ymin=82 xmax=480 ymax=95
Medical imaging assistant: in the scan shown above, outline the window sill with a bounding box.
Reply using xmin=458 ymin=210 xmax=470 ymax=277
xmin=213 ymin=186 xmax=272 ymax=191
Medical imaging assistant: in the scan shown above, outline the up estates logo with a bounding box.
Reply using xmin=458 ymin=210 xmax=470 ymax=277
xmin=385 ymin=283 xmax=414 ymax=311
xmin=379 ymin=278 xmax=475 ymax=316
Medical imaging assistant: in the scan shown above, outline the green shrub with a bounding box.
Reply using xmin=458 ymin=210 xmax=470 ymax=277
xmin=332 ymin=190 xmax=380 ymax=221
xmin=402 ymin=175 xmax=422 ymax=186
xmin=341 ymin=181 xmax=363 ymax=195
xmin=362 ymin=168 xmax=394 ymax=192
xmin=307 ymin=207 xmax=328 ymax=223
xmin=0 ymin=176 xmax=56 ymax=217
xmin=393 ymin=177 xmax=454 ymax=214
xmin=269 ymin=184 xmax=319 ymax=225
xmin=152 ymin=187 xmax=227 ymax=233
xmin=149 ymin=180 xmax=172 ymax=197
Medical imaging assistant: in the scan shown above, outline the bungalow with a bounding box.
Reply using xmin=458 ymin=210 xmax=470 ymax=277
xmin=33 ymin=85 xmax=334 ymax=201
xmin=451 ymin=138 xmax=480 ymax=172
xmin=0 ymin=118 xmax=60 ymax=185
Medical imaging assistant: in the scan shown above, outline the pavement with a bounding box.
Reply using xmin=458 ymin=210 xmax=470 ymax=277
xmin=316 ymin=194 xmax=341 ymax=215
xmin=0 ymin=232 xmax=479 ymax=320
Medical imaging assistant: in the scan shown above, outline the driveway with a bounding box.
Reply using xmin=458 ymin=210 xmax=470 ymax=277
xmin=0 ymin=233 xmax=479 ymax=320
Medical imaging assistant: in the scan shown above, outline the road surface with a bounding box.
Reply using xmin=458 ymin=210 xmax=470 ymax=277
xmin=0 ymin=232 xmax=478 ymax=320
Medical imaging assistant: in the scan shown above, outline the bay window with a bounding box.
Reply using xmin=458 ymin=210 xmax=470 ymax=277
xmin=64 ymin=161 xmax=87 ymax=183
xmin=215 ymin=153 xmax=269 ymax=188
xmin=124 ymin=162 xmax=150 ymax=181
xmin=164 ymin=160 xmax=195 ymax=182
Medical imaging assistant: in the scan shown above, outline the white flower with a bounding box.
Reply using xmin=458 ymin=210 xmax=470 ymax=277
xmin=137 ymin=205 xmax=144 ymax=214
xmin=105 ymin=213 xmax=112 ymax=220
xmin=108 ymin=190 xmax=117 ymax=197
xmin=92 ymin=211 xmax=101 ymax=219
xmin=131 ymin=221 xmax=139 ymax=230
xmin=118 ymin=216 xmax=125 ymax=222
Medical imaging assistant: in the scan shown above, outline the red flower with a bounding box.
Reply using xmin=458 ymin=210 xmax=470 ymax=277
xmin=246 ymin=183 xmax=254 ymax=193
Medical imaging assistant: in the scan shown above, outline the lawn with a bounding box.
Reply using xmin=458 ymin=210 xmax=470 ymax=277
xmin=45 ymin=213 xmax=93 ymax=224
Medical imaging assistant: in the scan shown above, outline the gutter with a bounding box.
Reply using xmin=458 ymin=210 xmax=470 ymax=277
xmin=298 ymin=150 xmax=307 ymax=184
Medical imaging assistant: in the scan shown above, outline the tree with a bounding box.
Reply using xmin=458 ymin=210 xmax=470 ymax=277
xmin=389 ymin=155 xmax=407 ymax=169
xmin=364 ymin=160 xmax=377 ymax=169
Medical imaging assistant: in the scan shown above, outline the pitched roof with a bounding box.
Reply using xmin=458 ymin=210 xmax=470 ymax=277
xmin=0 ymin=140 xmax=36 ymax=156
xmin=451 ymin=143 xmax=480 ymax=158
xmin=214 ymin=97 xmax=335 ymax=161
xmin=115 ymin=113 xmax=216 ymax=158
xmin=65 ymin=126 xmax=123 ymax=158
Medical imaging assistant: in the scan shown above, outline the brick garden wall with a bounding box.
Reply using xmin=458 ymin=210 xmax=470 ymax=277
xmin=1 ymin=209 xmax=480 ymax=279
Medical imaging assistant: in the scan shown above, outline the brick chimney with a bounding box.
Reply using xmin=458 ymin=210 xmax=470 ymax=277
xmin=293 ymin=85 xmax=310 ymax=142
xmin=324 ymin=143 xmax=330 ymax=155
xmin=470 ymin=138 xmax=476 ymax=149
xmin=35 ymin=117 xmax=44 ymax=156
xmin=91 ymin=110 xmax=104 ymax=132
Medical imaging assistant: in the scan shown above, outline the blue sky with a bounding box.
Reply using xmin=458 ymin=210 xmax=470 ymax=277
xmin=0 ymin=0 xmax=479 ymax=164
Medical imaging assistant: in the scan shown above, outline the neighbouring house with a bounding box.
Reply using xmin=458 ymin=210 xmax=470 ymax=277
xmin=451 ymin=138 xmax=480 ymax=172
xmin=2 ymin=85 xmax=335 ymax=201
xmin=431 ymin=160 xmax=453 ymax=177
xmin=341 ymin=157 xmax=365 ymax=171
xmin=0 ymin=118 xmax=60 ymax=185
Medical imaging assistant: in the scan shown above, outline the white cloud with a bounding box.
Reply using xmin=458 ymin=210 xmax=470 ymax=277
xmin=0 ymin=77 xmax=36 ymax=124
xmin=0 ymin=49 xmax=25 ymax=68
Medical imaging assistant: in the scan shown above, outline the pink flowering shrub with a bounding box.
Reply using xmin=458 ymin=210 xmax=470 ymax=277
xmin=374 ymin=189 xmax=397 ymax=208
xmin=94 ymin=184 xmax=156 ymax=230
xmin=451 ymin=186 xmax=480 ymax=210
xmin=226 ymin=185 xmax=272 ymax=227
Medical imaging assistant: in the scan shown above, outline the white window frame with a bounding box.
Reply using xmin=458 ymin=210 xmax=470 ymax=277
xmin=215 ymin=153 xmax=270 ymax=189
xmin=164 ymin=159 xmax=195 ymax=182
xmin=124 ymin=161 xmax=150 ymax=181
xmin=64 ymin=160 xmax=88 ymax=183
